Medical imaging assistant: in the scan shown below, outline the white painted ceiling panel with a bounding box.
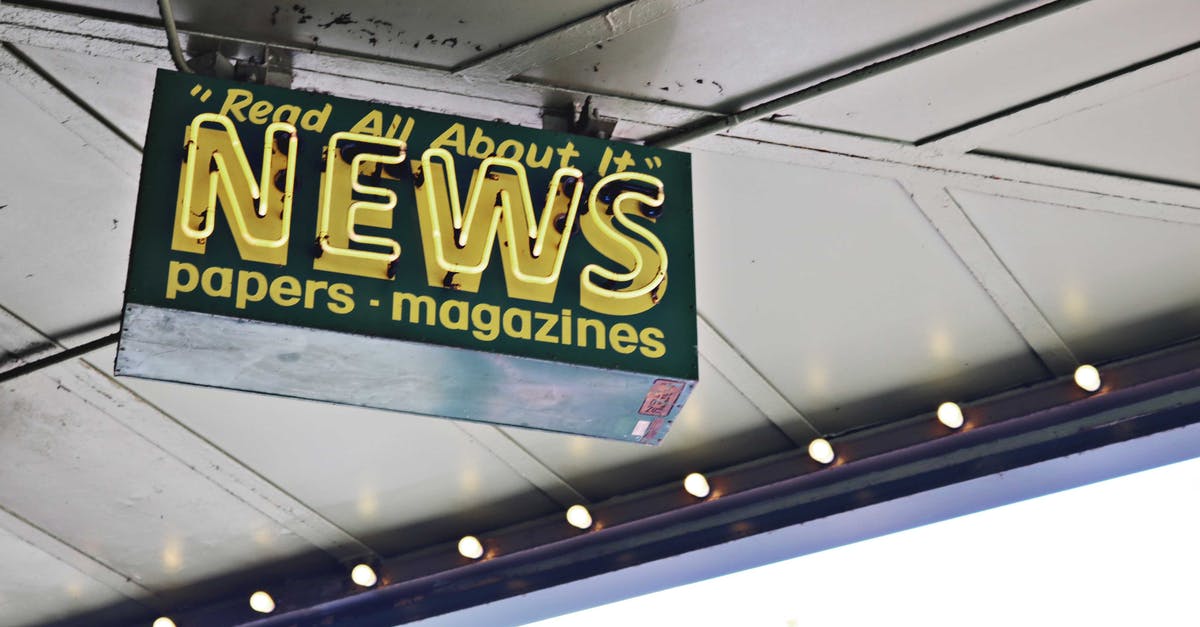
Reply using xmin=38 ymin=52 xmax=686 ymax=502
xmin=978 ymin=72 xmax=1200 ymax=187
xmin=691 ymin=151 xmax=1047 ymax=433
xmin=504 ymin=358 xmax=791 ymax=501
xmin=0 ymin=79 xmax=134 ymax=342
xmin=0 ymin=526 xmax=128 ymax=627
xmin=781 ymin=0 xmax=1200 ymax=141
xmin=0 ymin=367 xmax=320 ymax=592
xmin=18 ymin=44 xmax=158 ymax=147
xmin=117 ymin=370 xmax=560 ymax=555
xmin=955 ymin=189 xmax=1200 ymax=364
xmin=521 ymin=0 xmax=1018 ymax=110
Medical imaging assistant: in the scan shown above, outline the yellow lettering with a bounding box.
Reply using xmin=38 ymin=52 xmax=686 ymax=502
xmin=273 ymin=104 xmax=301 ymax=125
xmin=201 ymin=266 xmax=233 ymax=297
xmin=248 ymin=100 xmax=274 ymax=124
xmin=300 ymin=103 xmax=332 ymax=132
xmin=218 ymin=88 xmax=254 ymax=122
xmin=525 ymin=143 xmax=553 ymax=169
xmin=166 ymin=260 xmax=199 ymax=299
xmin=576 ymin=317 xmax=605 ymax=349
xmin=303 ymin=280 xmax=328 ymax=309
xmin=412 ymin=148 xmax=584 ymax=303
xmin=638 ymin=327 xmax=666 ymax=358
xmin=471 ymin=303 xmax=500 ymax=341
xmin=556 ymin=141 xmax=579 ymax=169
xmin=235 ymin=270 xmax=268 ymax=309
xmin=326 ymin=283 xmax=355 ymax=314
xmin=392 ymin=292 xmax=436 ymax=325
xmin=314 ymin=132 xmax=407 ymax=279
xmin=171 ymin=114 xmax=297 ymax=265
xmin=560 ymin=308 xmax=572 ymax=344
xmin=579 ymin=172 xmax=669 ymax=316
xmin=496 ymin=139 xmax=523 ymax=161
xmin=467 ymin=127 xmax=494 ymax=159
xmin=609 ymin=323 xmax=638 ymax=354
xmin=350 ymin=110 xmax=384 ymax=135
xmin=269 ymin=275 xmax=302 ymax=306
xmin=440 ymin=299 xmax=469 ymax=330
xmin=502 ymin=307 xmax=531 ymax=339
xmin=533 ymin=312 xmax=558 ymax=343
xmin=431 ymin=123 xmax=466 ymax=154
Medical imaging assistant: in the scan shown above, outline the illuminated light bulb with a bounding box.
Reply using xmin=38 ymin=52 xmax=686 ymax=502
xmin=565 ymin=504 xmax=593 ymax=529
xmin=1074 ymin=364 xmax=1101 ymax=392
xmin=683 ymin=472 xmax=710 ymax=498
xmin=153 ymin=618 xmax=177 ymax=627
xmin=808 ymin=438 xmax=835 ymax=465
xmin=458 ymin=535 xmax=484 ymax=560
xmin=937 ymin=402 xmax=965 ymax=429
xmin=350 ymin=563 xmax=378 ymax=588
xmin=249 ymin=591 xmax=275 ymax=614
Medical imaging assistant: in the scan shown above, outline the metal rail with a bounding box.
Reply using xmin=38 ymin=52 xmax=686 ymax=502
xmin=0 ymin=332 xmax=120 ymax=383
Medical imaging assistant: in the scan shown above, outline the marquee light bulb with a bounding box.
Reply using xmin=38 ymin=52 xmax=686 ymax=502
xmin=808 ymin=438 xmax=835 ymax=465
xmin=937 ymin=402 xmax=964 ymax=429
xmin=249 ymin=591 xmax=275 ymax=614
xmin=565 ymin=504 xmax=593 ymax=529
xmin=683 ymin=472 xmax=710 ymax=498
xmin=350 ymin=563 xmax=378 ymax=588
xmin=1074 ymin=364 xmax=1101 ymax=392
xmin=152 ymin=618 xmax=177 ymax=627
xmin=458 ymin=535 xmax=484 ymax=560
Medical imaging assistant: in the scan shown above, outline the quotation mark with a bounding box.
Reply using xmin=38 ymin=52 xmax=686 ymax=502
xmin=189 ymin=84 xmax=213 ymax=102
xmin=643 ymin=156 xmax=663 ymax=169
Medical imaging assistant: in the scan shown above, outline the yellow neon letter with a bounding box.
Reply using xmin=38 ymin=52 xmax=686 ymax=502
xmin=172 ymin=113 xmax=297 ymax=265
xmin=313 ymin=132 xmax=407 ymax=279
xmin=411 ymin=147 xmax=584 ymax=302
xmin=579 ymin=172 xmax=668 ymax=316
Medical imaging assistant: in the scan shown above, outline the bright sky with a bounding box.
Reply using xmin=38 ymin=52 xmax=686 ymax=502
xmin=526 ymin=455 xmax=1200 ymax=627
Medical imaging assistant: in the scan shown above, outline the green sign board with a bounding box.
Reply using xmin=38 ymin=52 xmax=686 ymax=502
xmin=117 ymin=70 xmax=697 ymax=444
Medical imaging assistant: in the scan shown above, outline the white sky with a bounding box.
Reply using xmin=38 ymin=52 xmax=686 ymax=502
xmin=526 ymin=455 xmax=1200 ymax=627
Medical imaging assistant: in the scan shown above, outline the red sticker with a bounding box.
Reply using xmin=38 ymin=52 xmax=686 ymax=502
xmin=639 ymin=379 xmax=685 ymax=417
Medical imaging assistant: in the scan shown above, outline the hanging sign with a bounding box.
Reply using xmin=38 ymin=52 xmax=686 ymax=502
xmin=117 ymin=70 xmax=697 ymax=444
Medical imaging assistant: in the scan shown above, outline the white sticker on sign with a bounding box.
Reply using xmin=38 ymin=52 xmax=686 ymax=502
xmin=632 ymin=420 xmax=652 ymax=437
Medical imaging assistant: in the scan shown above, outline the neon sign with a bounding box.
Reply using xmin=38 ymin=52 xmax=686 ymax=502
xmin=120 ymin=70 xmax=697 ymax=443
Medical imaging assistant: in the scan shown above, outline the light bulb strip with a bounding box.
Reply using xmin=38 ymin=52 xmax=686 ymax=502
xmin=146 ymin=338 xmax=1199 ymax=627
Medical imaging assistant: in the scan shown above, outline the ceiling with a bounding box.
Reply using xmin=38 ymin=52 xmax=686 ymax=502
xmin=2 ymin=0 xmax=1200 ymax=625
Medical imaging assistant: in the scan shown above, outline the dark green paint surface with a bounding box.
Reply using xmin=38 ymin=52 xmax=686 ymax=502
xmin=125 ymin=70 xmax=697 ymax=380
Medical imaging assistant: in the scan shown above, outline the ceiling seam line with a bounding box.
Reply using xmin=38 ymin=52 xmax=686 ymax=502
xmin=696 ymin=314 xmax=822 ymax=442
xmin=0 ymin=309 xmax=380 ymax=565
xmin=900 ymin=180 xmax=1077 ymax=376
xmin=0 ymin=504 xmax=161 ymax=606
xmin=1 ymin=41 xmax=143 ymax=151
xmin=452 ymin=423 xmax=589 ymax=508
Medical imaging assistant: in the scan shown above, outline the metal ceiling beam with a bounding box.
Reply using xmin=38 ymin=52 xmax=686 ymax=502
xmin=647 ymin=0 xmax=1088 ymax=148
xmin=453 ymin=0 xmax=708 ymax=80
xmin=920 ymin=40 xmax=1200 ymax=153
xmin=3 ymin=3 xmax=1199 ymax=215
xmin=901 ymin=180 xmax=1077 ymax=376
